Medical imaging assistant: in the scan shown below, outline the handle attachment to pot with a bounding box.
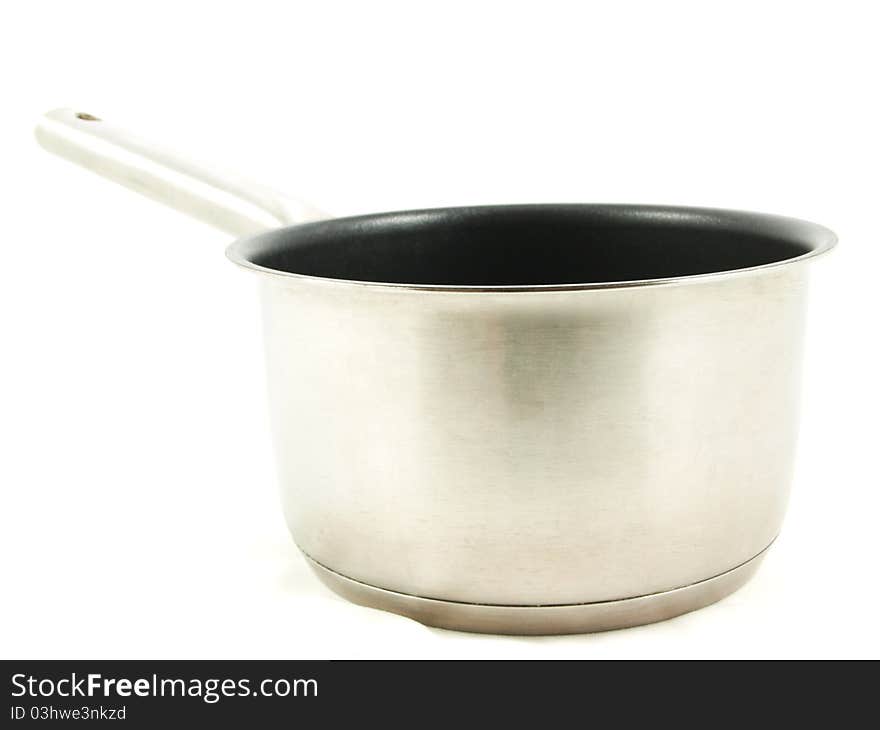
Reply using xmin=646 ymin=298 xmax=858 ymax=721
xmin=35 ymin=108 xmax=326 ymax=236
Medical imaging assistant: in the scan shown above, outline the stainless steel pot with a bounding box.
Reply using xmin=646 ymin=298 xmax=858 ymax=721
xmin=36 ymin=109 xmax=836 ymax=634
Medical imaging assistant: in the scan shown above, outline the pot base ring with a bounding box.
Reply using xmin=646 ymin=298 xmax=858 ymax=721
xmin=304 ymin=546 xmax=770 ymax=635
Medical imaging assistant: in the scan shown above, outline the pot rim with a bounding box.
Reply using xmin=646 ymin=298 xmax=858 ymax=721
xmin=225 ymin=203 xmax=837 ymax=293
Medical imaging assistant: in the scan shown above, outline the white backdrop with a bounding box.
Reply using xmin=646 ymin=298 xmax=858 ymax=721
xmin=1 ymin=0 xmax=876 ymax=659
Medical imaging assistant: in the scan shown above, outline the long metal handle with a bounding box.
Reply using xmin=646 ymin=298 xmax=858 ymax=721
xmin=35 ymin=108 xmax=326 ymax=236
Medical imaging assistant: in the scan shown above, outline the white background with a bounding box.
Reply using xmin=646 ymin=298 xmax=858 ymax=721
xmin=1 ymin=1 xmax=877 ymax=659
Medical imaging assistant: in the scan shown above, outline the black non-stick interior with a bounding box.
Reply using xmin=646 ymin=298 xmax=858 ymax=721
xmin=233 ymin=204 xmax=830 ymax=286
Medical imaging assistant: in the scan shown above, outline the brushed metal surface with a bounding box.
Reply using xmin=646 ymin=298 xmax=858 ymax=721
xmin=260 ymin=264 xmax=808 ymax=606
xmin=305 ymin=544 xmax=770 ymax=634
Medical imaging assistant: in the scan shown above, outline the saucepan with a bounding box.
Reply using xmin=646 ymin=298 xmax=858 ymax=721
xmin=36 ymin=108 xmax=836 ymax=634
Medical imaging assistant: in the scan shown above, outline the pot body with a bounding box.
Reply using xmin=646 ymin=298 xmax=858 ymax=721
xmin=259 ymin=264 xmax=808 ymax=629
